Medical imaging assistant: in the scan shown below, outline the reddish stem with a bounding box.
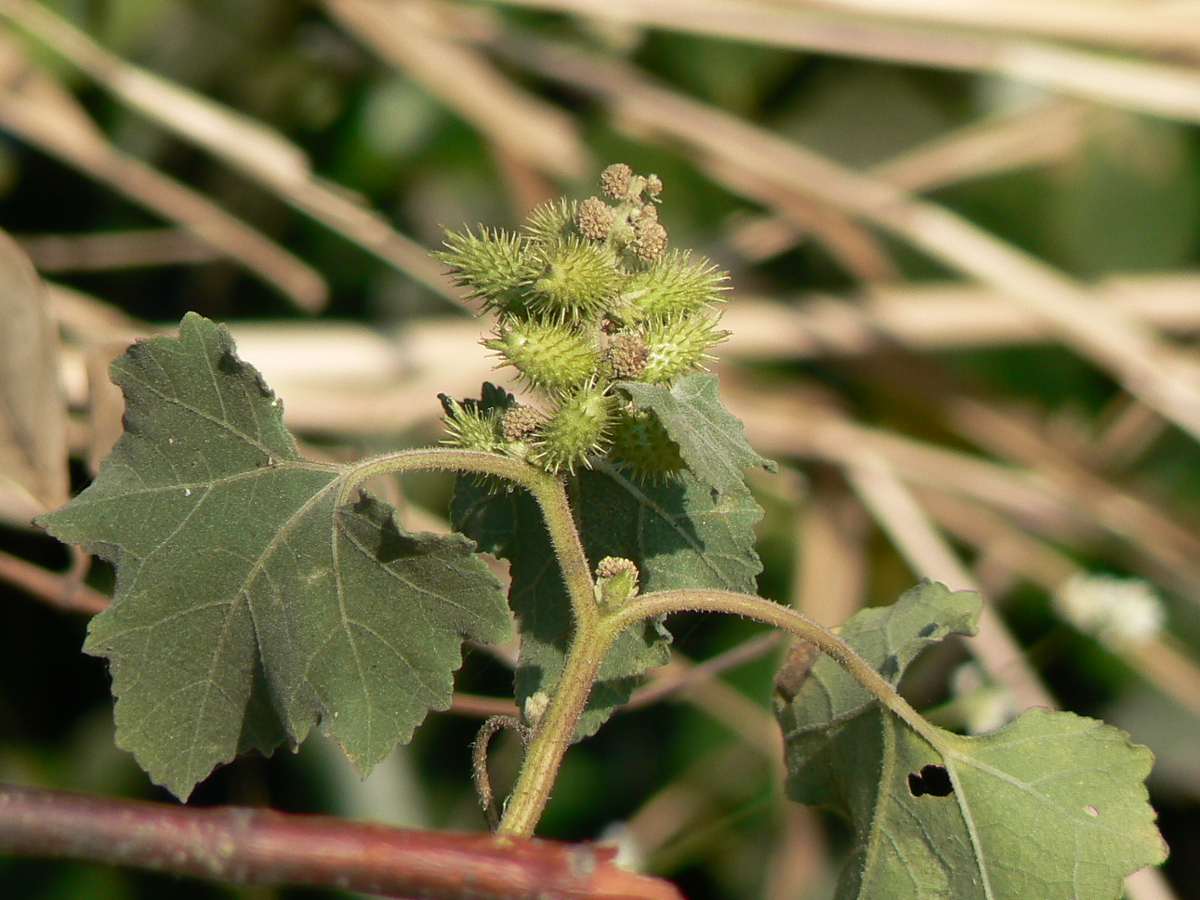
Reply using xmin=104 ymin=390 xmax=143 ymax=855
xmin=0 ymin=549 xmax=108 ymax=615
xmin=0 ymin=783 xmax=682 ymax=900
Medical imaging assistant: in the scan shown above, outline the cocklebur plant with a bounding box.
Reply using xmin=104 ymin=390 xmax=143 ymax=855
xmin=36 ymin=166 xmax=1166 ymax=900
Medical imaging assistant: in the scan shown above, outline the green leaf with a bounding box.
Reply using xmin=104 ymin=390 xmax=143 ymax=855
xmin=452 ymin=463 xmax=763 ymax=739
xmin=618 ymin=373 xmax=775 ymax=495
xmin=37 ymin=313 xmax=511 ymax=799
xmin=775 ymin=581 xmax=1167 ymax=900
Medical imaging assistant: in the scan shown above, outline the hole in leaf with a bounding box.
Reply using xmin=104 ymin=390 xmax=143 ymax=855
xmin=879 ymin=654 xmax=899 ymax=680
xmin=908 ymin=764 xmax=953 ymax=797
xmin=218 ymin=348 xmax=242 ymax=375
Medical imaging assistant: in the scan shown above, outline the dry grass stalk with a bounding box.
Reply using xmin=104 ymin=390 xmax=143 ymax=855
xmin=486 ymin=0 xmax=1200 ymax=123
xmin=729 ymin=96 xmax=1089 ymax=261
xmin=326 ymin=0 xmax=589 ymax=181
xmin=0 ymin=0 xmax=459 ymax=305
xmin=921 ymin=489 xmax=1200 ymax=723
xmin=0 ymin=30 xmax=328 ymax=309
xmin=788 ymin=0 xmax=1200 ymax=54
xmin=17 ymin=229 xmax=223 ymax=271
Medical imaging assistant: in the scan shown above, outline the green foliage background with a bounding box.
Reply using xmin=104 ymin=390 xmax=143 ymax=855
xmin=2 ymin=1 xmax=1200 ymax=899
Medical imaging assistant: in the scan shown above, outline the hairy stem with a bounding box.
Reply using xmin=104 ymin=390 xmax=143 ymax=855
xmin=604 ymin=589 xmax=943 ymax=746
xmin=495 ymin=620 xmax=611 ymax=837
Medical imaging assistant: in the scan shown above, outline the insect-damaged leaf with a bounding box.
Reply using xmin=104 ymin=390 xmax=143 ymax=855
xmin=775 ymin=581 xmax=1167 ymax=900
xmin=37 ymin=313 xmax=511 ymax=799
xmin=453 ymin=463 xmax=763 ymax=739
xmin=618 ymin=373 xmax=775 ymax=496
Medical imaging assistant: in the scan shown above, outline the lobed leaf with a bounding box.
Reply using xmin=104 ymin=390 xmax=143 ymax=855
xmin=37 ymin=313 xmax=511 ymax=799
xmin=617 ymin=373 xmax=775 ymax=496
xmin=452 ymin=464 xmax=763 ymax=739
xmin=775 ymin=582 xmax=1167 ymax=900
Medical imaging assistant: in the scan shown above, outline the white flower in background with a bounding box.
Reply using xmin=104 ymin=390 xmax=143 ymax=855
xmin=1054 ymin=574 xmax=1166 ymax=649
xmin=950 ymin=662 xmax=1018 ymax=734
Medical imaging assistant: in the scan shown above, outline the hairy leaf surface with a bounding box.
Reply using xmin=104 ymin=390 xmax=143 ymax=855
xmin=452 ymin=464 xmax=763 ymax=738
xmin=775 ymin=582 xmax=1167 ymax=900
xmin=618 ymin=373 xmax=774 ymax=495
xmin=37 ymin=314 xmax=511 ymax=799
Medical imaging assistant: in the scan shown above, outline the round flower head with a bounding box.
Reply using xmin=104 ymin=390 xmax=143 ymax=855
xmin=603 ymin=332 xmax=650 ymax=380
xmin=501 ymin=405 xmax=544 ymax=442
xmin=576 ymin=196 xmax=616 ymax=241
xmin=620 ymin=250 xmax=727 ymax=322
xmin=608 ymin=408 xmax=685 ymax=481
xmin=437 ymin=164 xmax=731 ymax=481
xmin=525 ymin=198 xmax=577 ymax=245
xmin=630 ymin=220 xmax=669 ymax=262
xmin=600 ymin=163 xmax=635 ymax=201
xmin=435 ymin=227 xmax=533 ymax=315
xmin=640 ymin=313 xmax=729 ymax=384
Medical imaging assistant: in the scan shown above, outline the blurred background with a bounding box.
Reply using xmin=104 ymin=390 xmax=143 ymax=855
xmin=2 ymin=1 xmax=1200 ymax=898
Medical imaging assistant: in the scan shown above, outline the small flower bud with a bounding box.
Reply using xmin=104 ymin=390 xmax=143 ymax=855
xmin=600 ymin=163 xmax=635 ymax=200
xmin=576 ymin=196 xmax=616 ymax=241
xmin=603 ymin=332 xmax=649 ymax=380
xmin=631 ymin=220 xmax=669 ymax=261
xmin=595 ymin=556 xmax=640 ymax=609
xmin=501 ymin=405 xmax=544 ymax=442
xmin=523 ymin=691 xmax=551 ymax=728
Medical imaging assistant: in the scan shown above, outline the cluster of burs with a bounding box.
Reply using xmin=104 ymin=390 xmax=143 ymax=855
xmin=436 ymin=164 xmax=729 ymax=478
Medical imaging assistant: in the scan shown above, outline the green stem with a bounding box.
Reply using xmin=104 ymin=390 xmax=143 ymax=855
xmin=495 ymin=621 xmax=611 ymax=838
xmin=604 ymin=589 xmax=943 ymax=747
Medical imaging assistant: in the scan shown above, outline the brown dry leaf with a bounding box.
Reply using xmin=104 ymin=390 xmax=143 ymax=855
xmin=0 ymin=229 xmax=67 ymax=526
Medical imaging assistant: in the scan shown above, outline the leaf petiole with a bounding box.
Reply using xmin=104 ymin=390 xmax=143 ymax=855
xmin=601 ymin=588 xmax=945 ymax=748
